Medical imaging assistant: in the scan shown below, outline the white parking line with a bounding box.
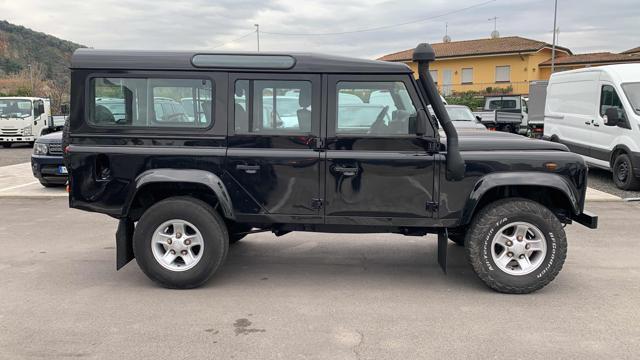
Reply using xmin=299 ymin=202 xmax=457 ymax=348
xmin=0 ymin=181 xmax=39 ymax=192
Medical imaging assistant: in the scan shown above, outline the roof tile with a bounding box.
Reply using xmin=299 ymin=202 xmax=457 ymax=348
xmin=378 ymin=36 xmax=571 ymax=61
xmin=539 ymin=52 xmax=640 ymax=66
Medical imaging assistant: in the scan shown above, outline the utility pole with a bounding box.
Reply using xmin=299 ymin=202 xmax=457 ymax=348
xmin=551 ymin=0 xmax=558 ymax=73
xmin=254 ymin=24 xmax=260 ymax=52
xmin=28 ymin=64 xmax=33 ymax=95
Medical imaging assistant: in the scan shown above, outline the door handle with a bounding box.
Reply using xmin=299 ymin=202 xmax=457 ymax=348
xmin=236 ymin=164 xmax=260 ymax=174
xmin=593 ymin=121 xmax=600 ymax=127
xmin=333 ymin=166 xmax=358 ymax=176
xmin=584 ymin=121 xmax=591 ymax=125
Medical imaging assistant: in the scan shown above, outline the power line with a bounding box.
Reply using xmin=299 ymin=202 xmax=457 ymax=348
xmin=211 ymin=30 xmax=257 ymax=50
xmin=261 ymin=0 xmax=496 ymax=36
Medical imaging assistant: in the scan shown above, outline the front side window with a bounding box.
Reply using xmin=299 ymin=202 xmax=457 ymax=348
xmin=90 ymin=77 xmax=213 ymax=127
xmin=495 ymin=65 xmax=510 ymax=82
xmin=600 ymin=84 xmax=629 ymax=127
xmin=336 ymin=81 xmax=417 ymax=136
xmin=234 ymin=80 xmax=312 ymax=134
xmin=622 ymin=82 xmax=640 ymax=115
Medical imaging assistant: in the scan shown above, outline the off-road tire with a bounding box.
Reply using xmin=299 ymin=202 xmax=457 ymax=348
xmin=466 ymin=198 xmax=567 ymax=294
xmin=133 ymin=197 xmax=229 ymax=289
xmin=612 ymin=153 xmax=640 ymax=191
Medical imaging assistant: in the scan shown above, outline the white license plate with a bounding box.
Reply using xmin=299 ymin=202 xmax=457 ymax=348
xmin=58 ymin=166 xmax=68 ymax=175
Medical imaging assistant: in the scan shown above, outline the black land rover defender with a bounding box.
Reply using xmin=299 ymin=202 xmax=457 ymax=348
xmin=65 ymin=44 xmax=597 ymax=293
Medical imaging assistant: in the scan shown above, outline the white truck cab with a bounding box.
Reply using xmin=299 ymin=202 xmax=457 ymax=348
xmin=0 ymin=97 xmax=64 ymax=147
xmin=543 ymin=64 xmax=640 ymax=190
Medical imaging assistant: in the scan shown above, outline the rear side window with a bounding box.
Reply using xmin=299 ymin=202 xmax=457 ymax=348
xmin=234 ymin=80 xmax=312 ymax=134
xmin=89 ymin=77 xmax=213 ymax=128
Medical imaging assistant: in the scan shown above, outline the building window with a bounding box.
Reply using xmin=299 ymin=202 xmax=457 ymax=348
xmin=429 ymin=70 xmax=438 ymax=84
xmin=461 ymin=68 xmax=473 ymax=84
xmin=495 ymin=65 xmax=511 ymax=82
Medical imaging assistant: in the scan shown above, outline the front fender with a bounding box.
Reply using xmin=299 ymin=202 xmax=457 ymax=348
xmin=125 ymin=168 xmax=235 ymax=219
xmin=460 ymin=171 xmax=581 ymax=225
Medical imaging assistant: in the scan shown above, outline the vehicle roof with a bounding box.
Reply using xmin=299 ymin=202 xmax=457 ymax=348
xmin=71 ymin=49 xmax=412 ymax=74
xmin=550 ymin=64 xmax=640 ymax=83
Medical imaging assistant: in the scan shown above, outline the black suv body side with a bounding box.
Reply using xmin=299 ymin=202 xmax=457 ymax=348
xmin=66 ymin=45 xmax=597 ymax=293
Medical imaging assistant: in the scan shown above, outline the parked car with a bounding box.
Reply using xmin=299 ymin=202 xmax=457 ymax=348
xmin=543 ymin=64 xmax=640 ymax=190
xmin=64 ymin=44 xmax=597 ymax=293
xmin=474 ymin=95 xmax=527 ymax=134
xmin=429 ymin=105 xmax=486 ymax=130
xmin=31 ymin=131 xmax=66 ymax=187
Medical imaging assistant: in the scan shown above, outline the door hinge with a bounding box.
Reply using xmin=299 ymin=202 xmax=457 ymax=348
xmin=311 ymin=198 xmax=323 ymax=209
xmin=426 ymin=201 xmax=439 ymax=212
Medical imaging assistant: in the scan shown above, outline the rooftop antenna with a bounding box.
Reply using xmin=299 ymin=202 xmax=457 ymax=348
xmin=443 ymin=22 xmax=451 ymax=43
xmin=254 ymin=24 xmax=260 ymax=52
xmin=489 ymin=16 xmax=499 ymax=38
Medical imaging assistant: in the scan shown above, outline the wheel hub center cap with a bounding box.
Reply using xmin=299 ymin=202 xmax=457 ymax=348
xmin=509 ymin=241 xmax=526 ymax=255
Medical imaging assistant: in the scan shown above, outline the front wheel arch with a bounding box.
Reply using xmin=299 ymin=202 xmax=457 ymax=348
xmin=461 ymin=177 xmax=579 ymax=226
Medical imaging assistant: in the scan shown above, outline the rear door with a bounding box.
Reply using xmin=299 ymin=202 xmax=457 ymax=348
xmin=323 ymin=74 xmax=438 ymax=226
xmin=224 ymin=73 xmax=323 ymax=220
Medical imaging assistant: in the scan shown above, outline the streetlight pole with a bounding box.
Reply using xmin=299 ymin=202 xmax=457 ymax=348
xmin=254 ymin=24 xmax=260 ymax=52
xmin=28 ymin=63 xmax=33 ymax=95
xmin=551 ymin=0 xmax=558 ymax=73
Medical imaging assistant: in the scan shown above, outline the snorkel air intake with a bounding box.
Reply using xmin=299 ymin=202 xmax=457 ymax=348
xmin=413 ymin=43 xmax=465 ymax=181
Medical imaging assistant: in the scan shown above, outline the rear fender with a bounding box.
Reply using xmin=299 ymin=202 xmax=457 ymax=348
xmin=124 ymin=168 xmax=235 ymax=220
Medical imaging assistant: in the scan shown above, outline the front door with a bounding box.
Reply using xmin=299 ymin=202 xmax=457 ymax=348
xmin=590 ymin=82 xmax=628 ymax=165
xmin=225 ymin=73 xmax=322 ymax=220
xmin=324 ymin=75 xmax=438 ymax=226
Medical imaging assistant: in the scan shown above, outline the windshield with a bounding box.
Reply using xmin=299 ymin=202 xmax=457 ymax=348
xmin=622 ymin=82 xmax=640 ymax=115
xmin=446 ymin=106 xmax=476 ymax=121
xmin=0 ymin=99 xmax=33 ymax=118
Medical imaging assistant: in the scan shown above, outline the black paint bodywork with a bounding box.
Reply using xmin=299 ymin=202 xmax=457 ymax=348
xmin=67 ymin=50 xmax=597 ymax=244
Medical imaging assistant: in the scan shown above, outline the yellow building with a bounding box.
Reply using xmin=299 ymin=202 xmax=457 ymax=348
xmin=378 ymin=36 xmax=572 ymax=95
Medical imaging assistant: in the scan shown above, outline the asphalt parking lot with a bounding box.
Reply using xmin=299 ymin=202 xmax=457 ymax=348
xmin=0 ymin=143 xmax=34 ymax=167
xmin=0 ymin=198 xmax=639 ymax=359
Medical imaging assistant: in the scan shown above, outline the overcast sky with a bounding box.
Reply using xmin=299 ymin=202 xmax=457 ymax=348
xmin=2 ymin=0 xmax=638 ymax=58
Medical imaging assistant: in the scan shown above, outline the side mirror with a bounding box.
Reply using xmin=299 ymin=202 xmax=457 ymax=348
xmin=415 ymin=109 xmax=428 ymax=136
xmin=603 ymin=108 xmax=619 ymax=126
xmin=61 ymin=103 xmax=70 ymax=115
xmin=475 ymin=115 xmax=482 ymax=122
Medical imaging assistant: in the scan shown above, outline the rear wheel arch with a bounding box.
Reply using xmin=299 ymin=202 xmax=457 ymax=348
xmin=125 ymin=169 xmax=235 ymax=221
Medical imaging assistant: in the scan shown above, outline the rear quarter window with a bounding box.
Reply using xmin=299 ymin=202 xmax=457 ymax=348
xmin=89 ymin=77 xmax=214 ymax=128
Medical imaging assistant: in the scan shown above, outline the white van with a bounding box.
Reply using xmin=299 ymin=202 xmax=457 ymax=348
xmin=543 ymin=64 xmax=640 ymax=190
